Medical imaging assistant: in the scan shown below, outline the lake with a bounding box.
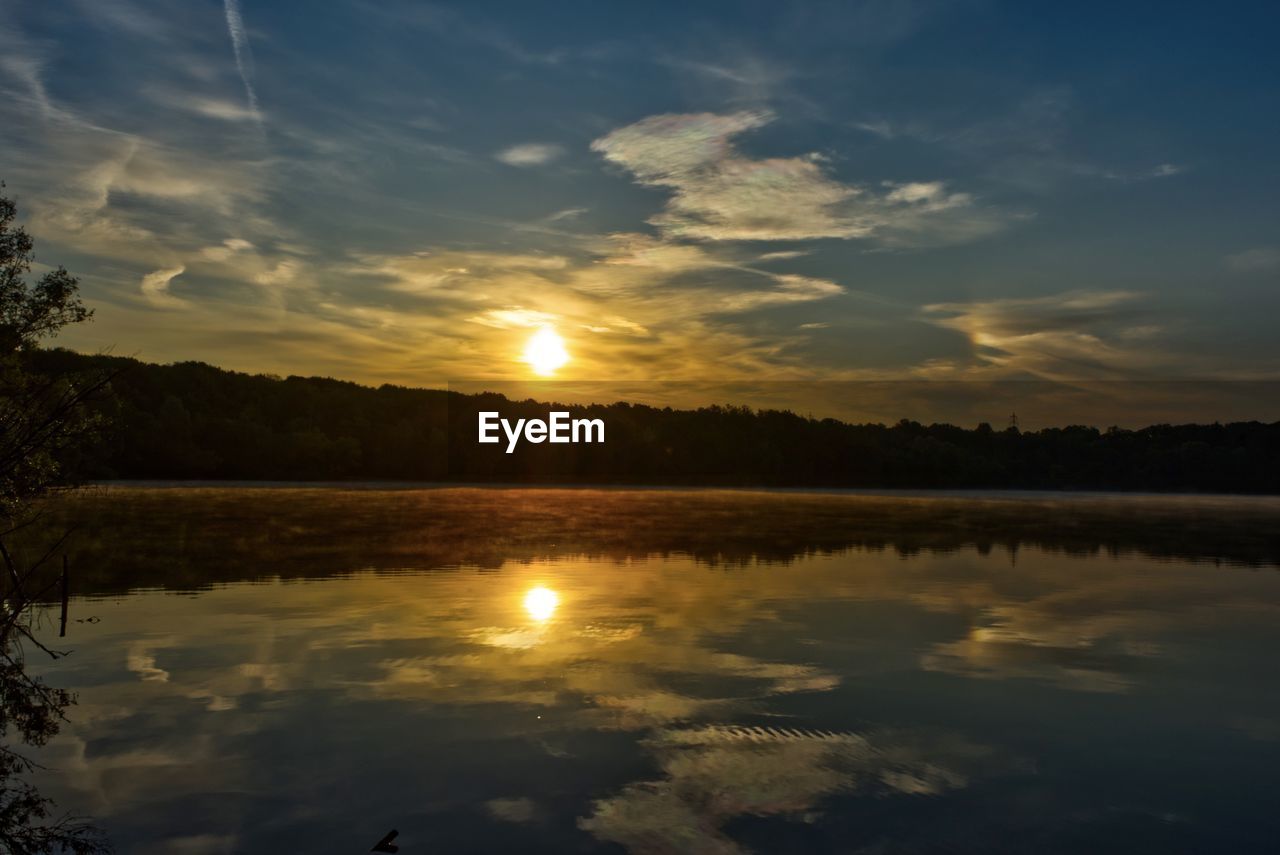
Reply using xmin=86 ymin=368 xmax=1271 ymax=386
xmin=17 ymin=485 xmax=1280 ymax=853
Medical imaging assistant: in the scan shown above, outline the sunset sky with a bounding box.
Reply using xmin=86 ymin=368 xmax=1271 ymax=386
xmin=2 ymin=2 xmax=1278 ymax=421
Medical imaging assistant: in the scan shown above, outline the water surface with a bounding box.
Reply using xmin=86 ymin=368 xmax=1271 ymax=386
xmin=22 ymin=486 xmax=1280 ymax=853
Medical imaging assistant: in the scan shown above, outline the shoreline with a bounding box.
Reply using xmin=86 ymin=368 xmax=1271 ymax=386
xmin=82 ymin=479 xmax=1280 ymax=505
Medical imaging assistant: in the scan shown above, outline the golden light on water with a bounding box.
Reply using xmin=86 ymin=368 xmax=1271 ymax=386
xmin=523 ymin=326 xmax=569 ymax=376
xmin=523 ymin=586 xmax=559 ymax=622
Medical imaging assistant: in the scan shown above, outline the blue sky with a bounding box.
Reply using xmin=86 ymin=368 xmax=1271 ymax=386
xmin=1 ymin=1 xmax=1278 ymax=418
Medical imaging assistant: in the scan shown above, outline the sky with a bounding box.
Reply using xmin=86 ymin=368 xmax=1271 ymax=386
xmin=1 ymin=1 xmax=1278 ymax=423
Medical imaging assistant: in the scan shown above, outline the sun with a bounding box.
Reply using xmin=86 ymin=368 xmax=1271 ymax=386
xmin=523 ymin=326 xmax=569 ymax=376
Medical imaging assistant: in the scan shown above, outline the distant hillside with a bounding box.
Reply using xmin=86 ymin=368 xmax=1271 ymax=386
xmin=30 ymin=348 xmax=1280 ymax=493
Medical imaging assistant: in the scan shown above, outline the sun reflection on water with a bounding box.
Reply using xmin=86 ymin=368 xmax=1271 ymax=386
xmin=523 ymin=586 xmax=559 ymax=622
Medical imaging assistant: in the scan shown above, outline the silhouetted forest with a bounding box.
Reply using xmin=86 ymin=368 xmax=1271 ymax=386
xmin=31 ymin=348 xmax=1280 ymax=493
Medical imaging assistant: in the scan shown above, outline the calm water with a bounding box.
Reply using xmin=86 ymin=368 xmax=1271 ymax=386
xmin=18 ymin=486 xmax=1280 ymax=853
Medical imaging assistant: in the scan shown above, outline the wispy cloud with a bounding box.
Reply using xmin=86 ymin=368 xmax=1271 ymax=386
xmin=467 ymin=307 xmax=560 ymax=329
xmin=592 ymin=110 xmax=1008 ymax=245
xmin=338 ymin=235 xmax=846 ymax=382
xmin=851 ymin=118 xmax=896 ymax=139
xmin=496 ymin=143 xmax=565 ymax=167
xmin=756 ymin=250 xmax=808 ymax=262
xmin=1147 ymin=162 xmax=1184 ymax=178
xmin=26 ymin=131 xmax=267 ymax=259
xmin=365 ymin=2 xmax=567 ymax=65
xmin=719 ymin=274 xmax=844 ymax=311
xmin=200 ymin=238 xmax=254 ymax=261
xmin=921 ymin=291 xmax=1166 ymax=380
xmin=851 ymin=89 xmax=1186 ymax=191
xmin=140 ymin=265 xmax=189 ymax=308
xmin=74 ymin=0 xmax=169 ymax=40
xmin=254 ymin=259 xmax=299 ymax=286
xmin=222 ymin=0 xmax=260 ymax=121
xmin=0 ymin=24 xmax=63 ymax=121
xmin=161 ymin=91 xmax=262 ymax=122
xmin=543 ymin=207 xmax=588 ymax=223
xmin=658 ymin=53 xmax=800 ymax=107
xmin=1225 ymin=247 xmax=1280 ymax=273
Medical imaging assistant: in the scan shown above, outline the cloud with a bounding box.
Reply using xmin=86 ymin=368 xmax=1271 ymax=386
xmin=720 ymin=274 xmax=843 ymax=311
xmin=1091 ymin=162 xmax=1189 ymax=183
xmin=487 ymin=797 xmax=537 ymax=824
xmin=852 ymin=118 xmax=896 ymax=139
xmin=373 ymin=3 xmax=566 ymax=65
xmin=658 ymin=54 xmax=799 ymax=107
xmin=1225 ymin=247 xmax=1280 ymax=273
xmin=915 ymin=289 xmax=1280 ymax=387
xmin=756 ymin=250 xmax=808 ymax=261
xmin=467 ymin=307 xmax=559 ymax=329
xmin=182 ymin=95 xmax=262 ymax=122
xmin=73 ymin=0 xmax=169 ymax=39
xmin=1147 ymin=162 xmax=1184 ymax=178
xmin=365 ymin=250 xmax=569 ymax=297
xmin=585 ymin=234 xmax=846 ymax=317
xmin=663 ymin=57 xmax=791 ymax=89
xmin=17 ymin=129 xmax=269 ymax=268
xmin=334 ymin=234 xmax=845 ymax=383
xmin=222 ymin=0 xmax=260 ymax=121
xmin=850 ymin=90 xmax=1185 ymax=192
xmin=580 ymin=318 xmax=650 ymax=335
xmin=921 ymin=290 xmax=1163 ymax=380
xmin=544 ymin=206 xmax=588 ymax=222
xmin=200 ymin=238 xmax=254 ymax=261
xmin=0 ymin=24 xmax=64 ymax=121
xmin=140 ymin=265 xmax=189 ymax=308
xmin=592 ymin=110 xmax=1005 ymax=244
xmin=254 ymin=259 xmax=299 ymax=285
xmin=496 ymin=143 xmax=565 ymax=167
xmin=0 ymin=18 xmax=274 ymax=273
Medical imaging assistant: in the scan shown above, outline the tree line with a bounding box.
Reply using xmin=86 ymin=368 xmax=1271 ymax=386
xmin=27 ymin=348 xmax=1280 ymax=493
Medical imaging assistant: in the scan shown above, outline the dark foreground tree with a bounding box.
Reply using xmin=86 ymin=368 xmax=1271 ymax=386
xmin=0 ymin=185 xmax=110 ymax=853
xmin=0 ymin=187 xmax=104 ymax=512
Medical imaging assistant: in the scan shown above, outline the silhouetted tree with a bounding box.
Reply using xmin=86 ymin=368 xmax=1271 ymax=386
xmin=0 ymin=185 xmax=110 ymax=853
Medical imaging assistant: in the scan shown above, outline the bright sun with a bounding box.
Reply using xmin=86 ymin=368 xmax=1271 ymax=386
xmin=523 ymin=326 xmax=569 ymax=376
